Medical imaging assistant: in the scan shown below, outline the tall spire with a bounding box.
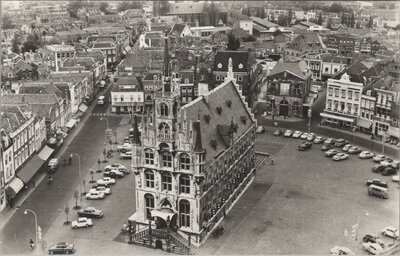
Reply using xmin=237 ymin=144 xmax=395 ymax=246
xmin=163 ymin=31 xmax=170 ymax=78
xmin=132 ymin=114 xmax=141 ymax=145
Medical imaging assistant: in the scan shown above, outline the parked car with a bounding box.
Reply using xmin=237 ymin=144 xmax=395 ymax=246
xmin=48 ymin=158 xmax=59 ymax=173
xmin=85 ymin=191 xmax=105 ymax=200
xmin=368 ymin=185 xmax=388 ymax=199
xmin=91 ymin=183 xmax=110 ymax=189
xmin=382 ymin=166 xmax=397 ymax=176
xmin=96 ymin=177 xmax=116 ymax=185
xmin=342 ymin=144 xmax=352 ymax=152
xmin=120 ymin=151 xmax=132 ymax=159
xmin=71 ymin=217 xmax=93 ymax=229
xmin=306 ymin=133 xmax=316 ymax=141
xmin=321 ymin=144 xmax=333 ymax=151
xmin=300 ymin=133 xmax=309 ymax=139
xmin=362 ymin=234 xmax=385 ymax=247
xmin=273 ymin=130 xmax=282 ymax=136
xmin=324 ymin=138 xmax=335 ymax=145
xmin=48 ymin=242 xmax=75 ymax=255
xmin=256 ymin=126 xmax=265 ymax=134
xmin=392 ymin=175 xmax=399 ymax=183
xmin=292 ymin=130 xmax=302 ymax=138
xmin=105 ymin=163 xmax=126 ymax=172
xmin=330 ymin=246 xmax=353 ymax=255
xmin=381 ymin=226 xmax=399 ymax=240
xmin=89 ymin=186 xmax=111 ymax=195
xmin=314 ymin=136 xmax=325 ymax=144
xmin=117 ymin=143 xmax=132 ymax=153
xmin=104 ymin=169 xmax=124 ymax=178
xmin=381 ymin=159 xmax=400 ymax=169
xmin=284 ymin=130 xmax=293 ymax=137
xmin=348 ymin=146 xmax=361 ymax=154
xmin=366 ymin=179 xmax=388 ymax=188
xmin=298 ymin=142 xmax=312 ymax=151
xmin=123 ymin=137 xmax=131 ymax=143
xmin=372 ymin=164 xmax=386 ymax=173
xmin=332 ymin=153 xmax=349 ymax=161
xmin=78 ymin=207 xmax=104 ymax=218
xmin=373 ymin=154 xmax=386 ymax=162
xmin=362 ymin=242 xmax=384 ymax=255
xmin=325 ymin=149 xmax=339 ymax=157
xmin=359 ymin=151 xmax=375 ymax=159
xmin=334 ymin=139 xmax=349 ymax=147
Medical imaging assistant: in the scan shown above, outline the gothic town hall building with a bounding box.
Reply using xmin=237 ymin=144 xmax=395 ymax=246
xmin=128 ymin=73 xmax=257 ymax=250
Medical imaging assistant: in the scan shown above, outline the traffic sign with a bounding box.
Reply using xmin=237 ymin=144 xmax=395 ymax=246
xmin=307 ymin=109 xmax=312 ymax=118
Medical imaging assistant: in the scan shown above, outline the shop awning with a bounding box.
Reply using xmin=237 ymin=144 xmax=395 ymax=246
xmin=320 ymin=112 xmax=355 ymax=123
xmin=357 ymin=119 xmax=373 ymax=129
xmin=6 ymin=177 xmax=24 ymax=198
xmin=387 ymin=127 xmax=400 ymax=138
xmin=79 ymin=104 xmax=88 ymax=113
xmin=151 ymin=209 xmax=176 ymax=221
xmin=66 ymin=119 xmax=77 ymax=129
xmin=16 ymin=155 xmax=45 ymax=184
xmin=38 ymin=145 xmax=54 ymax=161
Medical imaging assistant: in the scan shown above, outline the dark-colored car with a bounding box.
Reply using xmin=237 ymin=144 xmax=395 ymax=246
xmin=334 ymin=139 xmax=349 ymax=148
xmin=273 ymin=130 xmax=282 ymax=136
xmin=92 ymin=183 xmax=110 ymax=189
xmin=382 ymin=166 xmax=397 ymax=176
xmin=366 ymin=179 xmax=388 ymax=188
xmin=363 ymin=234 xmax=385 ymax=247
xmin=298 ymin=142 xmax=312 ymax=151
xmin=78 ymin=207 xmax=104 ymax=218
xmin=104 ymin=170 xmax=124 ymax=178
xmin=372 ymin=164 xmax=385 ymax=173
xmin=48 ymin=242 xmax=75 ymax=254
xmin=321 ymin=144 xmax=333 ymax=151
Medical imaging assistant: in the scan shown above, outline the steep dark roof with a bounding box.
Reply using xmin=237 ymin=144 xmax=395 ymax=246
xmin=213 ymin=51 xmax=250 ymax=72
xmin=169 ymin=23 xmax=186 ymax=36
xmin=334 ymin=59 xmax=382 ymax=84
xmin=286 ymin=32 xmax=325 ymax=51
xmin=181 ymin=80 xmax=254 ymax=162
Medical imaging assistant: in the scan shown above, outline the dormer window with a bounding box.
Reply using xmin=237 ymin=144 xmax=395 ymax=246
xmin=238 ymin=63 xmax=243 ymax=69
xmin=217 ymin=63 xmax=222 ymax=69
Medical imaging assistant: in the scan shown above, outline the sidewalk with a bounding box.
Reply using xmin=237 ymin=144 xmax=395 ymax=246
xmin=0 ymin=87 xmax=109 ymax=229
xmin=261 ymin=114 xmax=304 ymax=123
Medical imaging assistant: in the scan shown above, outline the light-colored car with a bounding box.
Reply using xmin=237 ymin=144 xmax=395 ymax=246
xmin=362 ymin=242 xmax=384 ymax=255
xmin=381 ymin=226 xmax=399 ymax=240
xmin=120 ymin=151 xmax=132 ymax=159
xmin=85 ymin=191 xmax=105 ymax=200
xmin=330 ymin=246 xmax=353 ymax=255
xmin=314 ymin=136 xmax=325 ymax=144
xmin=359 ymin=151 xmax=375 ymax=159
xmin=117 ymin=143 xmax=132 ymax=152
xmin=105 ymin=163 xmax=126 ymax=171
xmin=306 ymin=133 xmax=316 ymax=141
xmin=381 ymin=159 xmax=400 ymax=168
xmin=373 ymin=154 xmax=386 ymax=162
xmin=392 ymin=175 xmax=399 ymax=183
xmin=325 ymin=149 xmax=339 ymax=157
xmin=332 ymin=153 xmax=349 ymax=161
xmin=348 ymin=146 xmax=361 ymax=154
xmin=342 ymin=144 xmax=352 ymax=152
xmin=71 ymin=217 xmax=93 ymax=229
xmin=256 ymin=126 xmax=265 ymax=134
xmin=89 ymin=186 xmax=111 ymax=195
xmin=324 ymin=138 xmax=335 ymax=145
xmin=96 ymin=177 xmax=116 ymax=185
xmin=292 ymin=131 xmax=302 ymax=138
xmin=284 ymin=130 xmax=293 ymax=137
xmin=300 ymin=133 xmax=309 ymax=139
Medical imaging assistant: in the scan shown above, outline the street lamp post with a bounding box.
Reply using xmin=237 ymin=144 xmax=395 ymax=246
xmin=356 ymin=210 xmax=369 ymax=242
xmin=24 ymin=209 xmax=38 ymax=250
xmin=307 ymin=109 xmax=312 ymax=133
xmin=100 ymin=117 xmax=111 ymax=151
xmin=70 ymin=153 xmax=82 ymax=201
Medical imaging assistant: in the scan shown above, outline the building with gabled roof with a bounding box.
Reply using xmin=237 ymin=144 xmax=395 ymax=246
xmin=266 ymin=60 xmax=312 ymax=118
xmin=284 ymin=32 xmax=327 ymax=61
xmin=111 ymin=77 xmax=144 ymax=114
xmin=169 ymin=23 xmax=192 ymax=37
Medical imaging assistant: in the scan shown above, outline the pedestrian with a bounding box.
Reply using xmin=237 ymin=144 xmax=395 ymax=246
xmin=32 ymin=180 xmax=35 ymax=188
xmin=25 ymin=185 xmax=28 ymax=192
xmin=272 ymin=114 xmax=275 ymax=120
xmin=68 ymin=156 xmax=72 ymax=165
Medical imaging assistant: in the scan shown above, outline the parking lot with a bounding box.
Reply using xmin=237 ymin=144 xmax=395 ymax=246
xmin=198 ymin=129 xmax=399 ymax=255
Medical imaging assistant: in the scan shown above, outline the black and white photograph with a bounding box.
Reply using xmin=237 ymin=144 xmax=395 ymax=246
xmin=0 ymin=0 xmax=399 ymax=255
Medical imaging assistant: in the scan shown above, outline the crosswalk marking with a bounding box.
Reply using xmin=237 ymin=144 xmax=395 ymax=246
xmin=255 ymin=154 xmax=268 ymax=168
xmin=91 ymin=113 xmax=107 ymax=116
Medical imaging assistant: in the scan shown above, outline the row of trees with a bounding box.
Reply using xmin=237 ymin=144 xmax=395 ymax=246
xmin=67 ymin=1 xmax=142 ymax=18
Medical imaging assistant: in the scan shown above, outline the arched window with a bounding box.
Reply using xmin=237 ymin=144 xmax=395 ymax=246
xmin=144 ymin=194 xmax=154 ymax=220
xmin=144 ymin=149 xmax=154 ymax=165
xmin=179 ymin=153 xmax=190 ymax=170
xmin=160 ymin=103 xmax=169 ymax=116
xmin=179 ymin=175 xmax=190 ymax=194
xmin=161 ymin=172 xmax=172 ymax=191
xmin=158 ymin=123 xmax=170 ymax=135
xmin=145 ymin=169 xmax=155 ymax=188
xmin=179 ymin=200 xmax=190 ymax=227
xmin=162 ymin=152 xmax=173 ymax=168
